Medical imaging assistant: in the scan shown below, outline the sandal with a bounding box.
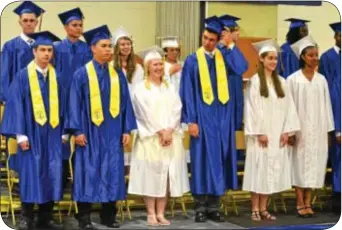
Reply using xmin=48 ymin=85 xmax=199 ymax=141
xmin=305 ymin=206 xmax=315 ymax=217
xmin=251 ymin=210 xmax=261 ymax=221
xmin=260 ymin=210 xmax=277 ymax=221
xmin=156 ymin=215 xmax=171 ymax=226
xmin=147 ymin=214 xmax=159 ymax=226
xmin=296 ymin=206 xmax=308 ymax=218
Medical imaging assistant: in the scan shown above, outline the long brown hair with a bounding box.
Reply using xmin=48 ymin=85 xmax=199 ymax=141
xmin=113 ymin=37 xmax=137 ymax=83
xmin=257 ymin=52 xmax=285 ymax=98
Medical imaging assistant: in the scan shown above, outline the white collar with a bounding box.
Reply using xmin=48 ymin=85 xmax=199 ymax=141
xmin=35 ymin=63 xmax=48 ymax=76
xmin=333 ymin=45 xmax=340 ymax=54
xmin=203 ymin=48 xmax=216 ymax=57
xmin=20 ymin=33 xmax=34 ymax=45
xmin=228 ymin=43 xmax=235 ymax=49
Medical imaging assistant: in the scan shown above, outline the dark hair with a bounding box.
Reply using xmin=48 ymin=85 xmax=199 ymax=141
xmin=257 ymin=52 xmax=285 ymax=98
xmin=112 ymin=37 xmax=137 ymax=83
xmin=204 ymin=28 xmax=220 ymax=41
xmin=286 ymin=27 xmax=301 ymax=45
xmin=299 ymin=45 xmax=316 ymax=68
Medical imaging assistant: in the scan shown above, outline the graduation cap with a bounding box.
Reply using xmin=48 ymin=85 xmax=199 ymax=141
xmin=218 ymin=14 xmax=240 ymax=28
xmin=158 ymin=36 xmax=180 ymax=49
xmin=137 ymin=45 xmax=164 ymax=65
xmin=252 ymin=39 xmax=281 ymax=56
xmin=290 ymin=35 xmax=317 ymax=58
xmin=83 ymin=25 xmax=111 ymax=46
xmin=204 ymin=16 xmax=223 ymax=35
xmin=13 ymin=1 xmax=45 ymax=17
xmin=58 ymin=7 xmax=84 ymax=25
xmin=112 ymin=26 xmax=132 ymax=45
xmin=28 ymin=31 xmax=61 ymax=48
xmin=285 ymin=18 xmax=310 ymax=29
xmin=330 ymin=22 xmax=341 ymax=33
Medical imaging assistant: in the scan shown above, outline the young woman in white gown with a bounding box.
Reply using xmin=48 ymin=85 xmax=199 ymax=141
xmin=287 ymin=35 xmax=334 ymax=218
xmin=128 ymin=46 xmax=189 ymax=226
xmin=243 ymin=39 xmax=300 ymax=221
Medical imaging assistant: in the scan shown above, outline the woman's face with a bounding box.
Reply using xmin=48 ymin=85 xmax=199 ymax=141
xmin=165 ymin=47 xmax=180 ymax=62
xmin=148 ymin=59 xmax=164 ymax=79
xmin=260 ymin=51 xmax=278 ymax=72
xmin=301 ymin=47 xmax=319 ymax=69
xmin=117 ymin=37 xmax=132 ymax=56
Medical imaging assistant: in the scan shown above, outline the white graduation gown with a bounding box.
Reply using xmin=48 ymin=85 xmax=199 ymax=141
xmin=242 ymin=74 xmax=301 ymax=194
xmin=287 ymin=70 xmax=334 ymax=188
xmin=123 ymin=63 xmax=144 ymax=166
xmin=128 ymin=81 xmax=190 ymax=197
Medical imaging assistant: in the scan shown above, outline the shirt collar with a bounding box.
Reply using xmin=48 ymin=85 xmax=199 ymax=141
xmin=35 ymin=62 xmax=48 ymax=76
xmin=20 ymin=33 xmax=34 ymax=45
xmin=334 ymin=45 xmax=340 ymax=54
xmin=203 ymin=48 xmax=216 ymax=57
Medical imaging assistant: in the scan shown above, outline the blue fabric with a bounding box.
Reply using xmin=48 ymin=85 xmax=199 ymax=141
xmin=278 ymin=42 xmax=299 ymax=78
xmin=0 ymin=68 xmax=63 ymax=203
xmin=319 ymin=47 xmax=341 ymax=192
xmin=0 ymin=36 xmax=34 ymax=172
xmin=66 ymin=60 xmax=137 ymax=202
xmin=251 ymin=224 xmax=334 ymax=229
xmin=180 ymin=52 xmax=238 ymax=196
xmin=53 ymin=38 xmax=92 ymax=159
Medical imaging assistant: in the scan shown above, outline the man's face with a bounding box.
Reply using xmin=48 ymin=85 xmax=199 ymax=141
xmin=64 ymin=19 xmax=83 ymax=39
xmin=91 ymin=39 xmax=113 ymax=62
xmin=33 ymin=45 xmax=54 ymax=65
xmin=202 ymin=30 xmax=218 ymax=52
xmin=19 ymin=13 xmax=38 ymax=34
xmin=335 ymin=32 xmax=341 ymax=48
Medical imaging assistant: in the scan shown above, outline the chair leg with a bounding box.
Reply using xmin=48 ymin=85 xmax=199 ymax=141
xmin=125 ymin=200 xmax=132 ymax=220
xmin=74 ymin=202 xmax=78 ymax=214
xmin=57 ymin=203 xmax=62 ymax=224
xmin=169 ymin=198 xmax=175 ymax=217
xmin=180 ymin=197 xmax=187 ymax=216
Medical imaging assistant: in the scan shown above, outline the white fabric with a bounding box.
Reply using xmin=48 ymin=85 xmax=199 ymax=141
xmin=336 ymin=132 xmax=341 ymax=137
xmin=112 ymin=26 xmax=131 ymax=45
xmin=128 ymin=81 xmax=189 ymax=197
xmin=144 ymin=52 xmax=162 ymax=65
xmin=334 ymin=45 xmax=340 ymax=54
xmin=242 ymin=74 xmax=301 ymax=194
xmin=164 ymin=61 xmax=183 ymax=94
xmin=287 ymin=70 xmax=335 ymax=188
xmin=16 ymin=135 xmax=28 ymax=144
xmin=62 ymin=134 xmax=70 ymax=141
xmin=228 ymin=43 xmax=235 ymax=50
xmin=20 ymin=33 xmax=34 ymax=46
xmin=258 ymin=46 xmax=277 ymax=56
xmin=161 ymin=39 xmax=179 ymax=48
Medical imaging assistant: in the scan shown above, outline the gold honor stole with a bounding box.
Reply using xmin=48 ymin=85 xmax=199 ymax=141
xmin=196 ymin=47 xmax=229 ymax=105
xmin=86 ymin=61 xmax=120 ymax=126
xmin=27 ymin=61 xmax=59 ymax=128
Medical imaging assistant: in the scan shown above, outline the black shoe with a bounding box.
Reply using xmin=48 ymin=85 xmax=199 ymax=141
xmin=195 ymin=211 xmax=207 ymax=223
xmin=100 ymin=220 xmax=120 ymax=228
xmin=296 ymin=207 xmax=309 ymax=218
xmin=17 ymin=219 xmax=33 ymax=230
xmin=207 ymin=211 xmax=225 ymax=222
xmin=36 ymin=219 xmax=63 ymax=229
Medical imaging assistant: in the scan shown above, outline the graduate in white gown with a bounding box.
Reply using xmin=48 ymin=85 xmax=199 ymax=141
xmin=287 ymin=35 xmax=334 ymax=218
xmin=128 ymin=46 xmax=189 ymax=226
xmin=243 ymin=39 xmax=300 ymax=221
xmin=111 ymin=26 xmax=144 ymax=166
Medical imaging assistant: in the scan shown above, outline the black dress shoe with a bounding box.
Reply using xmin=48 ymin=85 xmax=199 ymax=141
xmin=100 ymin=220 xmax=120 ymax=228
xmin=207 ymin=211 xmax=225 ymax=222
xmin=195 ymin=211 xmax=207 ymax=223
xmin=17 ymin=219 xmax=33 ymax=230
xmin=36 ymin=219 xmax=63 ymax=229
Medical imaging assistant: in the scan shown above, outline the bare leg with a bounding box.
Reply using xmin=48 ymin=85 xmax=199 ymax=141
xmin=304 ymin=189 xmax=314 ymax=215
xmin=251 ymin=193 xmax=261 ymax=221
xmin=260 ymin=194 xmax=276 ymax=220
xmin=145 ymin=196 xmax=158 ymax=226
xmin=156 ymin=174 xmax=171 ymax=225
xmin=295 ymin=186 xmax=307 ymax=216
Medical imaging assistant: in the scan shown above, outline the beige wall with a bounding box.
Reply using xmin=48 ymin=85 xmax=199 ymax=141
xmin=277 ymin=1 xmax=340 ymax=55
xmin=1 ymin=1 xmax=156 ymax=52
xmin=207 ymin=2 xmax=278 ymax=39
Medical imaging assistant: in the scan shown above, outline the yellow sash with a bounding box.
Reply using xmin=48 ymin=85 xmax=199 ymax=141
xmin=27 ymin=61 xmax=59 ymax=128
xmin=196 ymin=47 xmax=229 ymax=105
xmin=86 ymin=61 xmax=120 ymax=126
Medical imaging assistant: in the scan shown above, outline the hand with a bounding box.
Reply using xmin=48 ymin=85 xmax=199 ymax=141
xmin=169 ymin=64 xmax=182 ymax=76
xmin=157 ymin=130 xmax=172 ymax=147
xmin=62 ymin=139 xmax=68 ymax=144
xmin=337 ymin=135 xmax=341 ymax=144
xmin=288 ymin=135 xmax=296 ymax=146
xmin=280 ymin=133 xmax=289 ymax=147
xmin=257 ymin=135 xmax=268 ymax=148
xmin=122 ymin=134 xmax=131 ymax=146
xmin=75 ymin=134 xmax=87 ymax=147
xmin=19 ymin=140 xmax=30 ymax=151
xmin=188 ymin=123 xmax=199 ymax=137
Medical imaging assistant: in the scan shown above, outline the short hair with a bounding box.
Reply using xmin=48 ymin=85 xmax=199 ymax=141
xmin=299 ymin=45 xmax=316 ymax=68
xmin=286 ymin=27 xmax=301 ymax=45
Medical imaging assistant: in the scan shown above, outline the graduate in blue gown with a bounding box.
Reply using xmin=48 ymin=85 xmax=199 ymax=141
xmin=1 ymin=31 xmax=63 ymax=230
xmin=180 ymin=16 xmax=236 ymax=223
xmin=319 ymin=22 xmax=341 ymax=214
xmin=66 ymin=25 xmax=137 ymax=229
xmin=0 ymin=1 xmax=45 ymax=172
xmin=278 ymin=18 xmax=310 ymax=78
xmin=54 ymin=7 xmax=92 ymax=191
xmin=218 ymin=14 xmax=249 ymax=163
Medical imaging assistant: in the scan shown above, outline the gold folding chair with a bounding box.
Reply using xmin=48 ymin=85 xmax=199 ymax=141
xmin=67 ymin=136 xmax=78 ymax=216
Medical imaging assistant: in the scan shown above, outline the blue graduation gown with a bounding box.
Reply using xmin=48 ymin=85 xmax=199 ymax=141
xmin=0 ymin=68 xmax=63 ymax=203
xmin=1 ymin=36 xmax=34 ymax=172
xmin=278 ymin=42 xmax=299 ymax=78
xmin=67 ymin=60 xmax=137 ymax=202
xmin=54 ymin=38 xmax=92 ymax=160
xmin=319 ymin=48 xmax=341 ymax=192
xmin=180 ymin=52 xmax=238 ymax=196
